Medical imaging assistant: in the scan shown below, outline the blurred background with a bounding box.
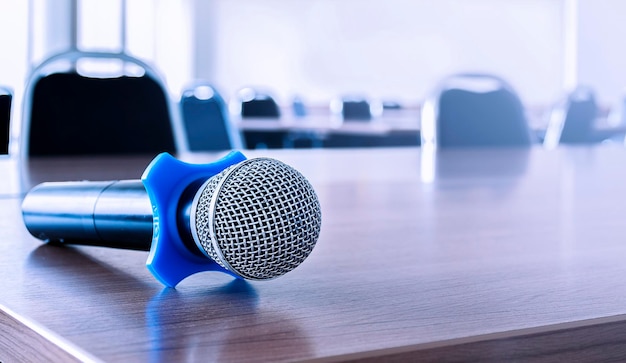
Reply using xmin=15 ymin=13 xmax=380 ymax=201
xmin=1 ymin=0 xmax=625 ymax=151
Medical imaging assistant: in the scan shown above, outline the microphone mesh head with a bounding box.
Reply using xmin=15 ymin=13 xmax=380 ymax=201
xmin=191 ymin=158 xmax=322 ymax=280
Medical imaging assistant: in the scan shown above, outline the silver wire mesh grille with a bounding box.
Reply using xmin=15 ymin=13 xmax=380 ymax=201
xmin=193 ymin=158 xmax=322 ymax=280
xmin=193 ymin=166 xmax=231 ymax=266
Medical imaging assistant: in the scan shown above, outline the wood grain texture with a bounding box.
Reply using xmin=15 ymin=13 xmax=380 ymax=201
xmin=3 ymin=146 xmax=626 ymax=361
xmin=310 ymin=315 xmax=626 ymax=362
xmin=0 ymin=303 xmax=99 ymax=362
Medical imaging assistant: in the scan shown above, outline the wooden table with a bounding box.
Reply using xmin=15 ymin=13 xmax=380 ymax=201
xmin=3 ymin=146 xmax=626 ymax=361
xmin=235 ymin=114 xmax=420 ymax=134
xmin=235 ymin=113 xmax=626 ymax=149
xmin=235 ymin=112 xmax=421 ymax=149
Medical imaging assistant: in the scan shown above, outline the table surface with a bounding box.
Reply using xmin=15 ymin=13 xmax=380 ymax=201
xmin=234 ymin=111 xmax=421 ymax=136
xmin=3 ymin=146 xmax=626 ymax=362
xmin=234 ymin=113 xmax=626 ymax=149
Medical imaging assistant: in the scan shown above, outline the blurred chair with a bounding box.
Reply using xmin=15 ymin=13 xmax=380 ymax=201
xmin=543 ymin=86 xmax=604 ymax=148
xmin=341 ymin=99 xmax=371 ymax=121
xmin=284 ymin=95 xmax=325 ymax=148
xmin=233 ymin=87 xmax=285 ymax=149
xmin=21 ymin=50 xmax=187 ymax=157
xmin=180 ymin=82 xmax=242 ymax=151
xmin=292 ymin=95 xmax=308 ymax=118
xmin=421 ymin=73 xmax=533 ymax=148
xmin=0 ymin=86 xmax=11 ymax=155
xmin=331 ymin=96 xmax=381 ymax=121
xmin=238 ymin=88 xmax=281 ymax=118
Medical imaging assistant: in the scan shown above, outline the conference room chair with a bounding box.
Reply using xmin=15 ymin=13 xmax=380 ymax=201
xmin=292 ymin=95 xmax=308 ymax=118
xmin=543 ymin=86 xmax=607 ymax=148
xmin=330 ymin=95 xmax=387 ymax=121
xmin=283 ymin=95 xmax=325 ymax=148
xmin=21 ymin=50 xmax=187 ymax=157
xmin=335 ymin=96 xmax=374 ymax=121
xmin=421 ymin=73 xmax=534 ymax=148
xmin=238 ymin=87 xmax=281 ymax=118
xmin=0 ymin=86 xmax=11 ymax=155
xmin=180 ymin=82 xmax=243 ymax=151
xmin=233 ymin=87 xmax=285 ymax=149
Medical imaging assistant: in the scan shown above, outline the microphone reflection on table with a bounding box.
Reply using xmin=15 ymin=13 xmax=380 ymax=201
xmin=21 ymin=151 xmax=322 ymax=288
xmin=27 ymin=245 xmax=315 ymax=361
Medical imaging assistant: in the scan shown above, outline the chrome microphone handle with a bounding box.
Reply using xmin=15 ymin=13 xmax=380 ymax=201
xmin=22 ymin=180 xmax=155 ymax=251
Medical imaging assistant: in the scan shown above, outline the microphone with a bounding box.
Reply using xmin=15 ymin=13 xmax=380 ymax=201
xmin=22 ymin=152 xmax=322 ymax=287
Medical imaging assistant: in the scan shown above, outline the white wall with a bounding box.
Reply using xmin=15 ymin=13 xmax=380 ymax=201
xmin=4 ymin=1 xmax=626 ymax=115
xmin=30 ymin=0 xmax=75 ymax=67
xmin=577 ymin=0 xmax=626 ymax=106
xmin=0 ymin=0 xmax=29 ymax=149
xmin=205 ymin=0 xmax=565 ymax=107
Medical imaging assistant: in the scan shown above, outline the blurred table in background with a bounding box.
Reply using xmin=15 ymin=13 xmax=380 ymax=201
xmin=4 ymin=146 xmax=626 ymax=361
xmin=235 ymin=106 xmax=421 ymax=148
xmin=235 ymin=105 xmax=626 ymax=149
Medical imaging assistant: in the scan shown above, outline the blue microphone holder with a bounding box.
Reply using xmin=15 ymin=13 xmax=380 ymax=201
xmin=142 ymin=151 xmax=247 ymax=287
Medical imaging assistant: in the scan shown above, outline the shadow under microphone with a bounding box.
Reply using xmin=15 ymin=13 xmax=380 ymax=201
xmin=21 ymin=151 xmax=322 ymax=288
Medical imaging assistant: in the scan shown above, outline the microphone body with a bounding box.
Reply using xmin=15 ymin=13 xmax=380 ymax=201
xmin=21 ymin=152 xmax=322 ymax=287
xmin=23 ymin=180 xmax=154 ymax=251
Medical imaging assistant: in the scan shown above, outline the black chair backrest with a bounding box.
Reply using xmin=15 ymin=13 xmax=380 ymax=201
xmin=434 ymin=74 xmax=532 ymax=147
xmin=180 ymin=85 xmax=241 ymax=151
xmin=241 ymin=94 xmax=280 ymax=118
xmin=342 ymin=99 xmax=372 ymax=121
xmin=559 ymin=87 xmax=598 ymax=144
xmin=28 ymin=72 xmax=176 ymax=156
xmin=0 ymin=88 xmax=11 ymax=155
